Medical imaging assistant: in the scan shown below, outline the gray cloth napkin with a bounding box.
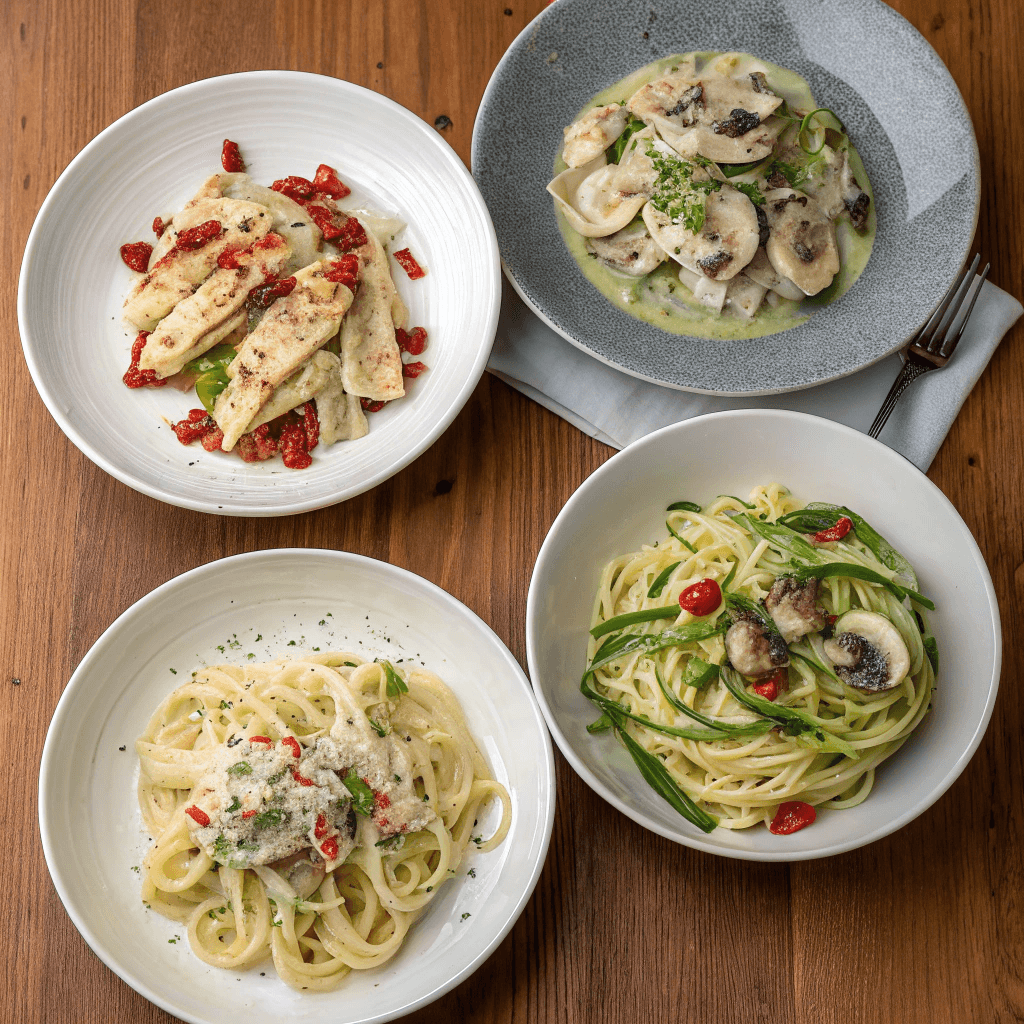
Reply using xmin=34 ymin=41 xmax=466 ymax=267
xmin=488 ymin=278 xmax=1021 ymax=471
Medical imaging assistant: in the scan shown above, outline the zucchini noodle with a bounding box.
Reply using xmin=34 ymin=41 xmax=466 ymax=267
xmin=586 ymin=484 xmax=936 ymax=831
xmin=137 ymin=652 xmax=511 ymax=989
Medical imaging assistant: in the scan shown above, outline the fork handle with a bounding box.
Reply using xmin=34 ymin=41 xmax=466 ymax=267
xmin=868 ymin=358 xmax=931 ymax=438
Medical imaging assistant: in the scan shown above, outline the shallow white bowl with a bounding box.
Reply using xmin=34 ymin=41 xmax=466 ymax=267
xmin=526 ymin=410 xmax=1000 ymax=860
xmin=19 ymin=72 xmax=500 ymax=516
xmin=39 ymin=550 xmax=554 ymax=1023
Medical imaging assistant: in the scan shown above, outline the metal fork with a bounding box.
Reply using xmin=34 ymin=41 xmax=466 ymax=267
xmin=868 ymin=253 xmax=991 ymax=439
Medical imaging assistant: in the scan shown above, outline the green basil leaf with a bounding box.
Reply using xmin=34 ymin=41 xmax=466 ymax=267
xmin=379 ymin=660 xmax=408 ymax=698
xmin=585 ymin=620 xmax=728 ymax=678
xmin=587 ymin=713 xmax=613 ymax=734
xmin=680 ymin=656 xmax=720 ymax=690
xmin=667 ymin=501 xmax=701 ymax=512
xmin=654 ymin=666 xmax=768 ymax=736
xmin=791 ymin=562 xmax=934 ymax=610
xmin=227 ymin=761 xmax=252 ymax=776
xmin=666 ymin=520 xmax=697 ymax=553
xmin=735 ymin=513 xmax=821 ymax=564
xmin=590 ymin=604 xmax=678 ymax=639
xmin=342 ymin=771 xmax=375 ymax=816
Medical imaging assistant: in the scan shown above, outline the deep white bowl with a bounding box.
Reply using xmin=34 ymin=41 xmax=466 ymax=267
xmin=526 ymin=410 xmax=1000 ymax=860
xmin=19 ymin=72 xmax=500 ymax=516
xmin=39 ymin=550 xmax=554 ymax=1023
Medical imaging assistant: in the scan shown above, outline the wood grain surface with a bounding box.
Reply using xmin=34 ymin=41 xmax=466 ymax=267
xmin=2 ymin=1 xmax=1022 ymax=1021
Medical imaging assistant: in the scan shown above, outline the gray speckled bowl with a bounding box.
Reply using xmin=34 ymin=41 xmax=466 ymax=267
xmin=472 ymin=0 xmax=979 ymax=395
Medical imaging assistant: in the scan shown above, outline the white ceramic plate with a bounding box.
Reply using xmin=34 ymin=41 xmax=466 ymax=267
xmin=19 ymin=72 xmax=500 ymax=516
xmin=39 ymin=550 xmax=554 ymax=1023
xmin=526 ymin=410 xmax=1000 ymax=860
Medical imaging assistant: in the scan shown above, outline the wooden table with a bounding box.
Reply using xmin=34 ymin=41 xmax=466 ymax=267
xmin=3 ymin=1 xmax=1021 ymax=1020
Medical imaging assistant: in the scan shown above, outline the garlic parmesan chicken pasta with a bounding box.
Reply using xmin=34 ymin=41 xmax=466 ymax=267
xmin=119 ymin=141 xmax=429 ymax=470
xmin=137 ymin=653 xmax=510 ymax=990
xmin=583 ymin=486 xmax=937 ymax=835
xmin=549 ymin=52 xmax=875 ymax=339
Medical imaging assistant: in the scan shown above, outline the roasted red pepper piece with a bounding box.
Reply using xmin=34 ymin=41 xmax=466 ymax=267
xmin=247 ymin=275 xmax=297 ymax=308
xmin=185 ymin=805 xmax=210 ymax=827
xmin=324 ymin=254 xmax=360 ymax=290
xmin=292 ymin=769 xmax=315 ymax=787
xmin=812 ymin=516 xmax=853 ymax=544
xmin=396 ymin=326 xmax=427 ymax=355
xmin=312 ymin=163 xmax=351 ymax=198
xmin=270 ymin=175 xmax=317 ymax=203
xmin=752 ymin=668 xmax=788 ymax=701
xmin=320 ymin=837 xmax=339 ymax=860
xmin=361 ymin=398 xmax=386 ymax=413
xmin=120 ymin=241 xmax=153 ymax=273
xmin=678 ymin=578 xmax=722 ymax=617
xmin=393 ymin=247 xmax=426 ymax=279
xmin=172 ymin=219 xmax=223 ymax=253
xmin=280 ymin=421 xmax=313 ymax=470
xmin=314 ymin=814 xmax=330 ymax=839
xmin=402 ymin=360 xmax=428 ymax=378
xmin=768 ymin=801 xmax=817 ymax=834
xmin=123 ymin=331 xmax=168 ymax=389
xmin=249 ymin=736 xmax=272 ymax=746
xmin=221 ymin=139 xmax=245 ymax=173
xmin=302 ymin=401 xmax=320 ymax=450
xmin=201 ymin=427 xmax=225 ymax=452
xmin=281 ymin=736 xmax=302 ymax=759
xmin=171 ymin=409 xmax=217 ymax=445
xmin=152 ymin=216 xmax=168 ymax=238
xmin=236 ymin=424 xmax=279 ymax=463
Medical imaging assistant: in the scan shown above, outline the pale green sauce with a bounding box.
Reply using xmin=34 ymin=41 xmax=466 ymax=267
xmin=553 ymin=52 xmax=877 ymax=341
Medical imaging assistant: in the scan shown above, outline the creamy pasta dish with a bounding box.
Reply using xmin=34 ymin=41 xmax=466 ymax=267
xmin=583 ymin=486 xmax=936 ymax=834
xmin=548 ymin=52 xmax=876 ymax=339
xmin=137 ymin=652 xmax=510 ymax=988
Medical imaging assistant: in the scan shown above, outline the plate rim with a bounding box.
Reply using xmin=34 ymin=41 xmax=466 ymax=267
xmin=525 ymin=408 xmax=1001 ymax=861
xmin=472 ymin=0 xmax=981 ymax=396
xmin=38 ymin=547 xmax=556 ymax=1022
xmin=19 ymin=70 xmax=501 ymax=516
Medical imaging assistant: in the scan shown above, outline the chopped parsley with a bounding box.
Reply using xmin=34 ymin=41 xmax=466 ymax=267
xmin=227 ymin=761 xmax=252 ymax=776
xmin=379 ymin=660 xmax=409 ymax=698
xmin=468 ymin=868 xmax=476 ymax=878
xmin=342 ymin=771 xmax=375 ymax=816
xmin=253 ymin=809 xmax=287 ymax=830
xmin=219 ymin=700 xmax=233 ymax=710
xmin=646 ymin=142 xmax=721 ymax=233
xmin=226 ymin=797 xmax=242 ymax=813
xmin=461 ymin=913 xmax=471 ymax=922
xmin=375 ymin=834 xmax=404 ymax=850
xmin=733 ymin=181 xmax=765 ymax=205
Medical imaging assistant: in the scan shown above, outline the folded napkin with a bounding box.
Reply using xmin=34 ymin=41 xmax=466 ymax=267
xmin=488 ymin=278 xmax=1021 ymax=471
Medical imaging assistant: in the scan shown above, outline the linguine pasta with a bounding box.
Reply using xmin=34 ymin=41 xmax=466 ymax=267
xmin=137 ymin=652 xmax=510 ymax=989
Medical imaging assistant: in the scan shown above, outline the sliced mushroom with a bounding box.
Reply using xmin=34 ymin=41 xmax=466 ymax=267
xmin=725 ymin=615 xmax=790 ymax=677
xmin=268 ymin=849 xmax=326 ymax=900
xmin=765 ymin=577 xmax=826 ymax=643
xmin=822 ymin=610 xmax=910 ymax=693
xmin=762 ymin=188 xmax=840 ymax=295
xmin=562 ymin=103 xmax=631 ymax=168
xmin=585 ymin=222 xmax=666 ymax=276
xmin=642 ymin=182 xmax=759 ymax=282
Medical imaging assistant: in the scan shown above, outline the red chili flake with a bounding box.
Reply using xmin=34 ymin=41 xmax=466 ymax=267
xmin=241 ymin=810 xmax=257 ymax=820
xmin=678 ymin=578 xmax=722 ymax=617
xmin=768 ymin=801 xmax=817 ymax=835
xmin=314 ymin=814 xmax=330 ymax=839
xmin=221 ymin=139 xmax=245 ymax=173
xmin=323 ymin=254 xmax=360 ymax=290
xmin=827 ymin=614 xmax=838 ymax=625
xmin=320 ymin=837 xmax=339 ymax=860
xmin=152 ymin=216 xmax=168 ymax=238
xmin=270 ymin=175 xmax=317 ymax=203
xmin=314 ymin=213 xmax=368 ymax=252
xmin=201 ymin=428 xmax=225 ymax=452
xmin=312 ymin=163 xmax=352 ymax=198
xmin=247 ymin=275 xmax=297 ymax=308
xmin=185 ymin=805 xmax=210 ymax=827
xmin=812 ymin=516 xmax=853 ymax=544
xmin=292 ymin=769 xmax=315 ymax=787
xmin=236 ymin=424 xmax=279 ymax=462
xmin=123 ymin=331 xmax=168 ymax=389
xmin=281 ymin=736 xmax=302 ymax=759
xmin=374 ymin=792 xmax=391 ymax=811
xmin=393 ymin=247 xmax=426 ymax=279
xmin=250 ymin=736 xmax=272 ymax=746
xmin=280 ymin=421 xmax=312 ymax=470
xmin=360 ymin=398 xmax=386 ymax=413
xmin=377 ymin=816 xmax=389 ymax=829
xmin=302 ymin=401 xmax=320 ymax=450
xmin=402 ymin=361 xmax=428 ymax=379
xmin=120 ymin=240 xmax=153 ymax=273
xmin=171 ymin=409 xmax=217 ymax=445
xmin=396 ymin=326 xmax=427 ymax=355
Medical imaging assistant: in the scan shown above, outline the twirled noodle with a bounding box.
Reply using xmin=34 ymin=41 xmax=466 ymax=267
xmin=587 ymin=484 xmax=936 ymax=831
xmin=137 ymin=653 xmax=511 ymax=990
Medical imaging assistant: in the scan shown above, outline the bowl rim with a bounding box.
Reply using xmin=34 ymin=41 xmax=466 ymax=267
xmin=471 ymin=0 xmax=981 ymax=397
xmin=19 ymin=70 xmax=500 ymax=516
xmin=525 ymin=408 xmax=1001 ymax=860
xmin=38 ymin=547 xmax=556 ymax=1022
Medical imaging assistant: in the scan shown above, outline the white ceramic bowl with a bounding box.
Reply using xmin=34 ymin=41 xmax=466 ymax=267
xmin=526 ymin=410 xmax=1000 ymax=860
xmin=19 ymin=72 xmax=500 ymax=516
xmin=39 ymin=550 xmax=554 ymax=1023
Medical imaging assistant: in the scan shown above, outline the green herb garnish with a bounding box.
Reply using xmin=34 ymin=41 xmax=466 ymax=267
xmin=647 ymin=561 xmax=680 ymax=599
xmin=342 ymin=771 xmax=375 ymax=816
xmin=227 ymin=761 xmax=252 ymax=776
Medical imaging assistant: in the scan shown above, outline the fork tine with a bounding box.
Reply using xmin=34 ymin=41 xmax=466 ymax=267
xmin=922 ymin=254 xmax=980 ymax=353
xmin=939 ymin=262 xmax=990 ymax=358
